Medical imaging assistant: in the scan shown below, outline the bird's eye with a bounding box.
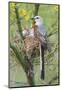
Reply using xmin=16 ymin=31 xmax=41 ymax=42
xmin=36 ymin=17 xmax=39 ymax=19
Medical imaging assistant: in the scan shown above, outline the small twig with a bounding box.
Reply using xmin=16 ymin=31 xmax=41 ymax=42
xmin=34 ymin=4 xmax=40 ymax=16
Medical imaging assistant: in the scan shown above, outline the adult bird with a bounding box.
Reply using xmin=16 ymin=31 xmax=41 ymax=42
xmin=32 ymin=16 xmax=49 ymax=80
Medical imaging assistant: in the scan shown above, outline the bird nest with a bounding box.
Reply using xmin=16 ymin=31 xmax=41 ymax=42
xmin=23 ymin=36 xmax=40 ymax=58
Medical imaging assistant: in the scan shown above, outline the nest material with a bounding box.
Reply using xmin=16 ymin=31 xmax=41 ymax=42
xmin=23 ymin=37 xmax=40 ymax=58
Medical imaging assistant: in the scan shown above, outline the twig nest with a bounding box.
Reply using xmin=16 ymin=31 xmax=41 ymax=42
xmin=24 ymin=37 xmax=40 ymax=53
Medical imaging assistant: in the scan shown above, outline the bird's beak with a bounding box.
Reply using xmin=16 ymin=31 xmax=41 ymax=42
xmin=31 ymin=17 xmax=36 ymax=24
xmin=30 ymin=17 xmax=36 ymax=28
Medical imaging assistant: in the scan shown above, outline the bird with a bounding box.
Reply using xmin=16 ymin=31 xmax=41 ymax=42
xmin=22 ymin=16 xmax=51 ymax=80
xmin=22 ymin=26 xmax=36 ymax=60
xmin=31 ymin=16 xmax=50 ymax=80
xmin=22 ymin=26 xmax=35 ymax=38
xmin=32 ymin=16 xmax=47 ymax=47
xmin=22 ymin=27 xmax=29 ymax=37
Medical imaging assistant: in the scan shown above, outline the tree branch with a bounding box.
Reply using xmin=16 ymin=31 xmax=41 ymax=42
xmin=48 ymin=30 xmax=58 ymax=37
xmin=10 ymin=43 xmax=26 ymax=71
xmin=10 ymin=42 xmax=35 ymax=86
xmin=15 ymin=3 xmax=23 ymax=39
xmin=34 ymin=4 xmax=40 ymax=16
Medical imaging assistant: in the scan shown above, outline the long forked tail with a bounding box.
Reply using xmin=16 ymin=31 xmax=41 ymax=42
xmin=40 ymin=44 xmax=45 ymax=80
xmin=41 ymin=46 xmax=45 ymax=79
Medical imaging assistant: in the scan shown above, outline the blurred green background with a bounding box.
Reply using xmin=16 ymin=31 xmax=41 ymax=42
xmin=9 ymin=2 xmax=59 ymax=87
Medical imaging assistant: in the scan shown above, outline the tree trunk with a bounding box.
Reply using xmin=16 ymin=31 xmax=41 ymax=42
xmin=26 ymin=58 xmax=34 ymax=86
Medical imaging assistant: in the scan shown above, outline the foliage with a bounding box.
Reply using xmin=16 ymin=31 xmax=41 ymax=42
xmin=9 ymin=2 xmax=59 ymax=87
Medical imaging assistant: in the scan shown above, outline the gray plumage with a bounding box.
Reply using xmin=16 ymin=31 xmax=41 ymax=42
xmin=33 ymin=16 xmax=47 ymax=48
xmin=33 ymin=16 xmax=51 ymax=79
xmin=33 ymin=16 xmax=47 ymax=37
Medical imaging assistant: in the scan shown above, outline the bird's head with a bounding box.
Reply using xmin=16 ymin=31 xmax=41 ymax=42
xmin=31 ymin=16 xmax=43 ymax=27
